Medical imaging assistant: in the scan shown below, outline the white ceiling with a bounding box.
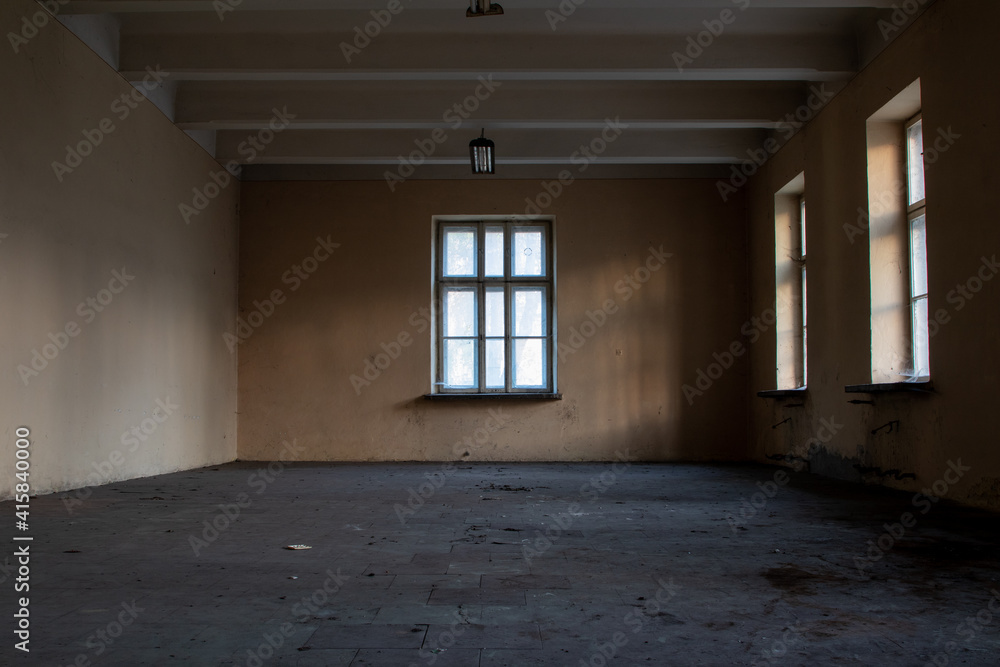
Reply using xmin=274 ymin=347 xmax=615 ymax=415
xmin=59 ymin=0 xmax=935 ymax=180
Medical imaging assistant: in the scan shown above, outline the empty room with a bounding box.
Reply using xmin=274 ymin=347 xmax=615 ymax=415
xmin=3 ymin=0 xmax=1000 ymax=664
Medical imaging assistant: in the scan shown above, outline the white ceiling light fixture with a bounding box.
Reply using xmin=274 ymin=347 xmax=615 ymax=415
xmin=467 ymin=0 xmax=504 ymax=18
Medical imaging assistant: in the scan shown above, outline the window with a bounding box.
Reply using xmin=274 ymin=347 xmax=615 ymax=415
xmin=906 ymin=114 xmax=929 ymax=379
xmin=775 ymin=174 xmax=806 ymax=389
xmin=799 ymin=195 xmax=808 ymax=386
xmin=865 ymin=79 xmax=923 ymax=383
xmin=434 ymin=219 xmax=555 ymax=394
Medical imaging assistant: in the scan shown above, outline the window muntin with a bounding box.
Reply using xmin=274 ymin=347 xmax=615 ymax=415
xmin=436 ymin=220 xmax=554 ymax=393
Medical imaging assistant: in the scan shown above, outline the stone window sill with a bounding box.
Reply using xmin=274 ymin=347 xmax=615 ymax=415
xmin=844 ymin=382 xmax=933 ymax=394
xmin=423 ymin=393 xmax=562 ymax=401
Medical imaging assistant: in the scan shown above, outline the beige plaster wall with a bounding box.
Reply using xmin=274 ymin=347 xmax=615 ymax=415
xmin=237 ymin=179 xmax=748 ymax=462
xmin=0 ymin=0 xmax=239 ymax=500
xmin=746 ymin=0 xmax=1000 ymax=508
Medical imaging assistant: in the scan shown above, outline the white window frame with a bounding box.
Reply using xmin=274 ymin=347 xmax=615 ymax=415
xmin=433 ymin=218 xmax=556 ymax=394
xmin=906 ymin=113 xmax=930 ymax=379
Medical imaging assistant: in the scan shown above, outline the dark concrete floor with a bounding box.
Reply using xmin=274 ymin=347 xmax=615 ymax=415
xmin=4 ymin=462 xmax=1000 ymax=666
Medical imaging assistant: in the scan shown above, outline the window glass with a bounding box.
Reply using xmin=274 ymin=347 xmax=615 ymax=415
xmin=444 ymin=288 xmax=476 ymax=337
xmin=513 ymin=339 xmax=545 ymax=387
xmin=485 ymin=226 xmax=505 ymax=277
xmin=513 ymin=229 xmax=544 ymax=276
xmin=906 ymin=120 xmax=925 ymax=206
xmin=444 ymin=228 xmax=477 ymax=277
xmin=513 ymin=288 xmax=545 ymax=337
xmin=910 ymin=215 xmax=928 ymax=297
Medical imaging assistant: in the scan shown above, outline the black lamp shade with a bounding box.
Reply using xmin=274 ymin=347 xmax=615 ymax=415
xmin=470 ymin=130 xmax=495 ymax=174
xmin=467 ymin=0 xmax=504 ymax=17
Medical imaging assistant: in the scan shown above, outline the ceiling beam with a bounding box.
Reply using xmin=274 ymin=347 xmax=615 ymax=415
xmin=119 ymin=32 xmax=856 ymax=81
xmin=213 ymin=127 xmax=767 ymax=164
xmin=65 ymin=0 xmax=904 ymax=14
xmin=239 ymin=163 xmax=736 ymax=181
xmin=173 ymin=80 xmax=821 ymax=131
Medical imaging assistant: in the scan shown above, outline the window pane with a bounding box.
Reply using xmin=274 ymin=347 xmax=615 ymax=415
xmin=444 ymin=228 xmax=477 ymax=277
xmin=485 ymin=227 xmax=504 ymax=277
xmin=444 ymin=339 xmax=476 ymax=388
xmin=513 ymin=339 xmax=545 ymax=388
xmin=801 ymin=266 xmax=808 ymax=388
xmin=801 ymin=267 xmax=808 ymax=328
xmin=910 ymin=215 xmax=928 ymax=297
xmin=444 ymin=289 xmax=476 ymax=337
xmin=486 ymin=339 xmax=505 ymax=388
xmin=799 ymin=197 xmax=807 ymax=257
xmin=913 ymin=298 xmax=930 ymax=377
xmin=907 ymin=120 xmax=926 ymax=206
xmin=513 ymin=288 xmax=545 ymax=337
xmin=802 ymin=326 xmax=808 ymax=388
xmin=485 ymin=287 xmax=505 ymax=337
xmin=513 ymin=228 xmax=544 ymax=276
